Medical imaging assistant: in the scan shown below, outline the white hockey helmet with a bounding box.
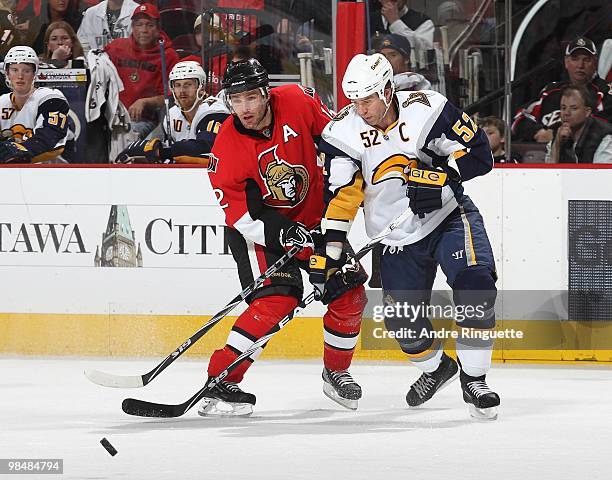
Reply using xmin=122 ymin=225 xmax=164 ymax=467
xmin=169 ymin=61 xmax=206 ymax=88
xmin=342 ymin=53 xmax=394 ymax=106
xmin=169 ymin=61 xmax=207 ymax=112
xmin=3 ymin=46 xmax=39 ymax=75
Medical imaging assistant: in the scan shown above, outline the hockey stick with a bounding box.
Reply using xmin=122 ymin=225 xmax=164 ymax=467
xmin=84 ymin=245 xmax=302 ymax=388
xmin=159 ymin=39 xmax=173 ymax=145
xmin=122 ymin=290 xmax=317 ymax=417
xmin=120 ymin=210 xmax=412 ymax=417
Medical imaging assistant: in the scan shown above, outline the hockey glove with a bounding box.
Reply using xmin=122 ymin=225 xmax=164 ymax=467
xmin=406 ymin=165 xmax=449 ymax=218
xmin=279 ymin=223 xmax=321 ymax=261
xmin=309 ymin=251 xmax=367 ymax=305
xmin=0 ymin=141 xmax=32 ymax=163
xmin=115 ymin=138 xmax=163 ymax=164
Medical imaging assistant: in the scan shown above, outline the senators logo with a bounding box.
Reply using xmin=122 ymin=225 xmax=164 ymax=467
xmin=1 ymin=124 xmax=33 ymax=142
xmin=371 ymin=154 xmax=418 ymax=185
xmin=258 ymin=145 xmax=309 ymax=207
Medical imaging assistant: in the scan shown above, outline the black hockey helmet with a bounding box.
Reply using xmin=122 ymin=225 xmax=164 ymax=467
xmin=222 ymin=58 xmax=268 ymax=95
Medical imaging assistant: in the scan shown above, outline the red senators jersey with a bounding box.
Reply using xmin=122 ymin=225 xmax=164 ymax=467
xmin=209 ymin=84 xmax=334 ymax=250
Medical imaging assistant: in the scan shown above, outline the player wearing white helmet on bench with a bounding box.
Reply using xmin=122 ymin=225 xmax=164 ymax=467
xmin=116 ymin=60 xmax=229 ymax=164
xmin=0 ymin=46 xmax=73 ymax=163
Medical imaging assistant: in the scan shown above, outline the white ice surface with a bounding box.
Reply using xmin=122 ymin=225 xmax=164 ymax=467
xmin=1 ymin=358 xmax=612 ymax=480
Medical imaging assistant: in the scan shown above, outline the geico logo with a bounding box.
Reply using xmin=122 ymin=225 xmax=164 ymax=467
xmin=409 ymin=168 xmax=446 ymax=185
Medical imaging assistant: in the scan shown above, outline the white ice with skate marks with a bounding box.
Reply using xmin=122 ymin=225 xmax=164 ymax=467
xmin=2 ymin=358 xmax=612 ymax=480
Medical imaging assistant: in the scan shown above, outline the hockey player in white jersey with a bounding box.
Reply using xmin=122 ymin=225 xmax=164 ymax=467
xmin=0 ymin=46 xmax=73 ymax=164
xmin=318 ymin=53 xmax=500 ymax=419
xmin=116 ymin=61 xmax=229 ymax=164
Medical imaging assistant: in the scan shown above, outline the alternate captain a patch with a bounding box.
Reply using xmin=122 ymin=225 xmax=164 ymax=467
xmin=258 ymin=145 xmax=310 ymax=207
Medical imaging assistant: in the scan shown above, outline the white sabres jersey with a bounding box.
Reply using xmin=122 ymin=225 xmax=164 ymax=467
xmin=322 ymin=90 xmax=479 ymax=246
xmin=0 ymin=87 xmax=70 ymax=160
xmin=164 ymin=95 xmax=229 ymax=142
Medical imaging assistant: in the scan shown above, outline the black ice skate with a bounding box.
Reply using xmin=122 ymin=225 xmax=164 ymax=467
xmin=461 ymin=371 xmax=500 ymax=420
xmin=197 ymin=378 xmax=256 ymax=417
xmin=406 ymin=353 xmax=459 ymax=407
xmin=322 ymin=368 xmax=362 ymax=410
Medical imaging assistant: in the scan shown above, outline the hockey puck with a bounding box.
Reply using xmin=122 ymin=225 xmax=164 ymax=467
xmin=100 ymin=437 xmax=117 ymax=456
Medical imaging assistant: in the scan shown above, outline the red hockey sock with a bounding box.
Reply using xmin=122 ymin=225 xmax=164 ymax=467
xmin=207 ymin=295 xmax=299 ymax=382
xmin=323 ymin=286 xmax=366 ymax=371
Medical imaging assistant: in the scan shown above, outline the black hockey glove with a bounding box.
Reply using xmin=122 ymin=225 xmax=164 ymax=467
xmin=115 ymin=138 xmax=163 ymax=164
xmin=406 ymin=165 xmax=450 ymax=218
xmin=309 ymin=250 xmax=367 ymax=305
xmin=279 ymin=223 xmax=323 ymax=261
xmin=0 ymin=141 xmax=32 ymax=163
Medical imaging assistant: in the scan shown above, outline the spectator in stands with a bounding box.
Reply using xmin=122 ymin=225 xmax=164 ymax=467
xmin=78 ymin=0 xmax=139 ymax=53
xmin=369 ymin=0 xmax=434 ymax=64
xmin=480 ymin=116 xmax=521 ymax=164
xmin=547 ymin=85 xmax=612 ymax=164
xmin=599 ymin=37 xmax=611 ymax=82
xmin=436 ymin=1 xmax=466 ymax=46
xmin=6 ymin=0 xmax=42 ymax=48
xmin=39 ymin=21 xmax=85 ymax=68
xmin=513 ymin=36 xmax=612 ymax=143
xmin=182 ymin=14 xmax=230 ymax=94
xmin=371 ymin=33 xmax=430 ymax=91
xmin=0 ymin=1 xmax=16 ymax=57
xmin=32 ymin=0 xmax=83 ymax=53
xmin=105 ymin=3 xmax=179 ymax=138
xmin=178 ymin=16 xmax=203 ymax=64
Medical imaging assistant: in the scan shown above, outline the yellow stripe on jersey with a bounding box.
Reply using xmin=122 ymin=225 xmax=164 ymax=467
xmin=459 ymin=206 xmax=477 ymax=265
xmin=325 ymin=170 xmax=365 ymax=226
xmin=32 ymin=147 xmax=64 ymax=163
xmin=206 ymin=120 xmax=221 ymax=133
xmin=452 ymin=149 xmax=468 ymax=160
xmin=174 ymin=155 xmax=211 ymax=166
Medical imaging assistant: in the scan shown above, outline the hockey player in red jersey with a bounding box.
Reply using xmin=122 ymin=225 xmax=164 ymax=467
xmin=198 ymin=59 xmax=368 ymax=416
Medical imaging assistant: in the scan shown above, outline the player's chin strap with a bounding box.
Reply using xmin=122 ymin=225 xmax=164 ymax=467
xmin=172 ymin=86 xmax=206 ymax=114
xmin=372 ymin=87 xmax=397 ymax=129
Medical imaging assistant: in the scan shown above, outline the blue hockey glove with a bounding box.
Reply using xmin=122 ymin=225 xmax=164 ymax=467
xmin=115 ymin=138 xmax=163 ymax=164
xmin=406 ymin=165 xmax=450 ymax=218
xmin=0 ymin=141 xmax=32 ymax=163
xmin=309 ymin=250 xmax=367 ymax=305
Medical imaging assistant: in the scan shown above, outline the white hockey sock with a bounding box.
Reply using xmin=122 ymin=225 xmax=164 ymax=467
xmin=456 ymin=344 xmax=493 ymax=377
xmin=412 ymin=345 xmax=443 ymax=373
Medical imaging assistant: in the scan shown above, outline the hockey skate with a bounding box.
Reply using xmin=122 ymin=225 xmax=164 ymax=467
xmin=322 ymin=368 xmax=362 ymax=410
xmin=406 ymin=353 xmax=459 ymax=407
xmin=461 ymin=371 xmax=500 ymax=421
xmin=197 ymin=379 xmax=256 ymax=417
